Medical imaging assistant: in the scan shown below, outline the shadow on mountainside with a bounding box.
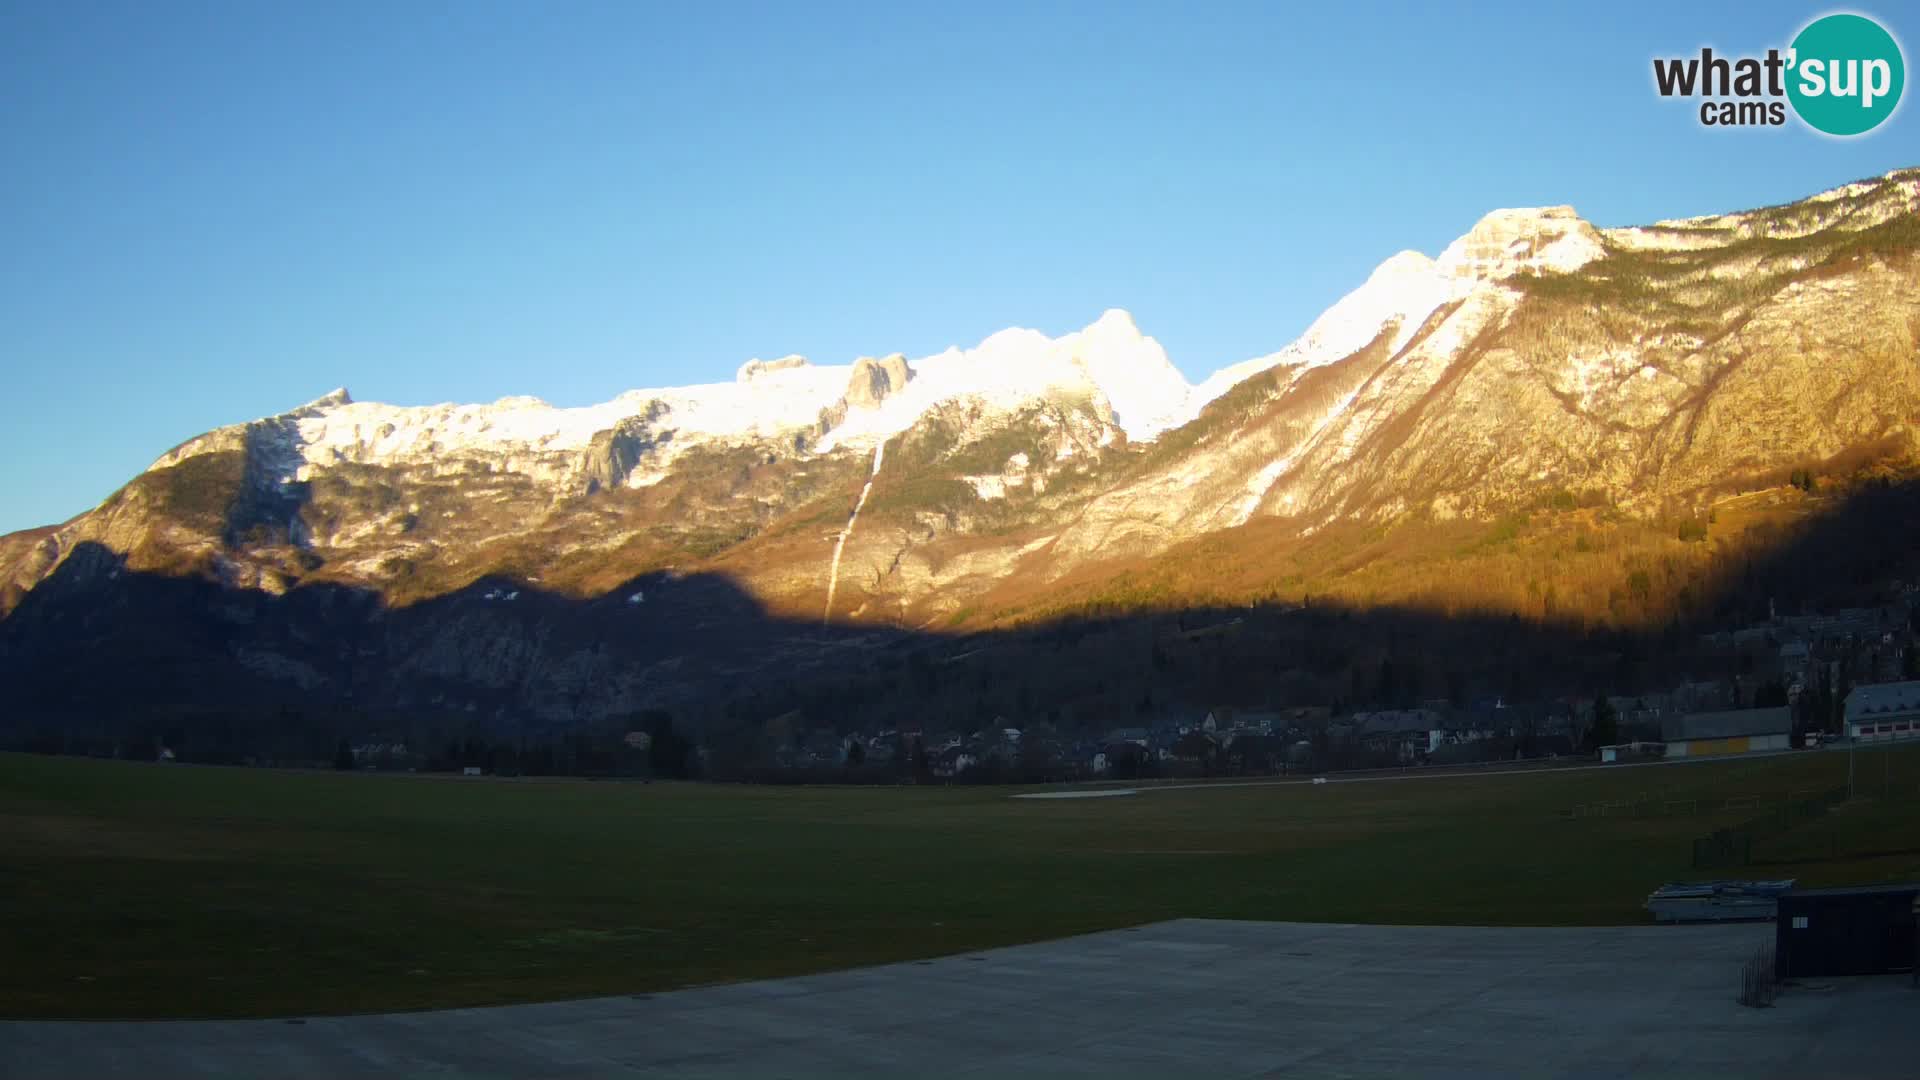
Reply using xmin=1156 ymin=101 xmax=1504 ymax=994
xmin=1 ymin=471 xmax=1918 ymax=767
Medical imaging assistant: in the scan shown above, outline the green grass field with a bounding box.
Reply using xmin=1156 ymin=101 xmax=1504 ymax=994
xmin=3 ymin=747 xmax=1917 ymax=1019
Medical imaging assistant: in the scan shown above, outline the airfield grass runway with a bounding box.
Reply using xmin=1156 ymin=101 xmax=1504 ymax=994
xmin=2 ymin=746 xmax=1916 ymax=1020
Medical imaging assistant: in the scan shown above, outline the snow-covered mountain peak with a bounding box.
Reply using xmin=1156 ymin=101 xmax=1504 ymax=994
xmin=1368 ymin=250 xmax=1438 ymax=281
xmin=1056 ymin=309 xmax=1189 ymax=440
xmin=288 ymin=388 xmax=353 ymax=417
xmin=1084 ymin=307 xmax=1142 ymax=336
xmin=1184 ymin=206 xmax=1609 ymax=417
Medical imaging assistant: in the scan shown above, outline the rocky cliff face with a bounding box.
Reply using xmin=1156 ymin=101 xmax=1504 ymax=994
xmin=1042 ymin=171 xmax=1920 ymax=561
xmin=4 ymin=169 xmax=1919 ymax=724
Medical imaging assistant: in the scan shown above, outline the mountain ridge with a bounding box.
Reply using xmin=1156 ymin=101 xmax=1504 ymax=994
xmin=4 ymin=166 xmax=1919 ymax=638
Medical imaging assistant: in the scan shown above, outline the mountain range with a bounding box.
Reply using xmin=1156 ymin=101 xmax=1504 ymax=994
xmin=3 ymin=168 xmax=1918 ymax=751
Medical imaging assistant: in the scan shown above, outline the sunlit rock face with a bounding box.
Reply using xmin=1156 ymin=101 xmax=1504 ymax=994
xmin=843 ymin=354 xmax=912 ymax=410
xmin=1437 ymin=205 xmax=1608 ymax=280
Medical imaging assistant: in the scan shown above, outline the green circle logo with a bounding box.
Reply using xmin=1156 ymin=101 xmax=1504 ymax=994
xmin=1787 ymin=13 xmax=1905 ymax=136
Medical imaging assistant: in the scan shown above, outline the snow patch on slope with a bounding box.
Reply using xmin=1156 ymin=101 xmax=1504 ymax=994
xmin=1223 ymin=274 xmax=1522 ymax=526
xmin=824 ymin=439 xmax=886 ymax=624
xmin=1183 ymin=251 xmax=1469 ymax=425
xmin=1232 ymin=383 xmax=1365 ymax=524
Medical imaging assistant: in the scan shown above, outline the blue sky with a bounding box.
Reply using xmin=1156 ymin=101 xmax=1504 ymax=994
xmin=1 ymin=1 xmax=1914 ymax=533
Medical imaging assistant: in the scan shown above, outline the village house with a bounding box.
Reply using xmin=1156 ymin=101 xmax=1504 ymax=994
xmin=798 ymin=728 xmax=843 ymax=766
xmin=1222 ymin=732 xmax=1290 ymax=773
xmin=1172 ymin=729 xmax=1217 ymax=763
xmin=1425 ymin=721 xmax=1494 ymax=756
xmin=1844 ymin=680 xmax=1920 ymax=742
xmin=1778 ymin=641 xmax=1812 ymax=680
xmin=862 ymin=734 xmax=897 ymax=764
xmin=1351 ymin=709 xmax=1445 ymax=762
xmin=931 ymin=746 xmax=976 ymax=778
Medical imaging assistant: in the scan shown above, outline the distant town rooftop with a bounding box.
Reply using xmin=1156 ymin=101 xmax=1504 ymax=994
xmin=1845 ymin=680 xmax=1920 ymax=716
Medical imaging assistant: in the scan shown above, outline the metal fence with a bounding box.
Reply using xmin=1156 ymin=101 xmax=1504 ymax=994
xmin=1563 ymin=792 xmax=1795 ymax=820
xmin=1689 ymin=786 xmax=1851 ymax=869
xmin=1738 ymin=943 xmax=1779 ymax=1007
xmin=1562 ymin=779 xmax=1920 ymax=823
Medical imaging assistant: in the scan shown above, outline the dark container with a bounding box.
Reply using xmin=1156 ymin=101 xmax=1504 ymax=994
xmin=1774 ymin=883 xmax=1919 ymax=979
